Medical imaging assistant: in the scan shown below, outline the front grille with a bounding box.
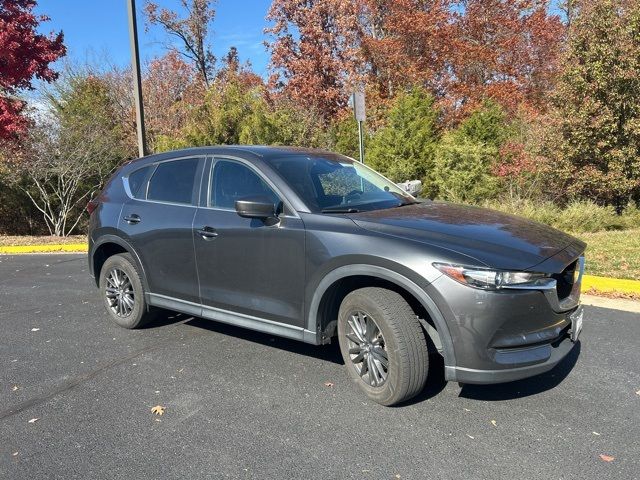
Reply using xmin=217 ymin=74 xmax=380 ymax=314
xmin=552 ymin=260 xmax=578 ymax=300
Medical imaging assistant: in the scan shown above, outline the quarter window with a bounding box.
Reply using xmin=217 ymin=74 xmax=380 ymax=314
xmin=127 ymin=165 xmax=152 ymax=199
xmin=210 ymin=160 xmax=279 ymax=209
xmin=147 ymin=158 xmax=199 ymax=205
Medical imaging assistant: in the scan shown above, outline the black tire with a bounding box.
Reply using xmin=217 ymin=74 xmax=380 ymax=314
xmin=99 ymin=253 xmax=155 ymax=329
xmin=337 ymin=287 xmax=429 ymax=406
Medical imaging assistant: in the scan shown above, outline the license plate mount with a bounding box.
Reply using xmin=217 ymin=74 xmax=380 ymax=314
xmin=570 ymin=305 xmax=584 ymax=342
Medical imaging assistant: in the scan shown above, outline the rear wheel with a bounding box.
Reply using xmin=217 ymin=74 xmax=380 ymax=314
xmin=99 ymin=253 xmax=155 ymax=329
xmin=337 ymin=287 xmax=429 ymax=406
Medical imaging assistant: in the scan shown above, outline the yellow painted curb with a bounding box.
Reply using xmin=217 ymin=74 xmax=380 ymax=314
xmin=581 ymin=274 xmax=640 ymax=295
xmin=0 ymin=243 xmax=88 ymax=254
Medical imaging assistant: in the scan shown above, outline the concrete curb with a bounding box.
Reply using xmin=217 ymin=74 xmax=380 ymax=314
xmin=581 ymin=295 xmax=640 ymax=314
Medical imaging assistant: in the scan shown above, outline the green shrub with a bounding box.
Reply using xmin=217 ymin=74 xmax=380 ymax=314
xmin=432 ymin=133 xmax=500 ymax=203
xmin=366 ymin=87 xmax=440 ymax=185
xmin=481 ymin=198 xmax=640 ymax=233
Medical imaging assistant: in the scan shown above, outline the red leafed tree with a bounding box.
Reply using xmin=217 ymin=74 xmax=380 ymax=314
xmin=445 ymin=0 xmax=565 ymax=119
xmin=266 ymin=0 xmax=362 ymax=121
xmin=359 ymin=0 xmax=455 ymax=99
xmin=0 ymin=0 xmax=65 ymax=139
xmin=143 ymin=51 xmax=202 ymax=144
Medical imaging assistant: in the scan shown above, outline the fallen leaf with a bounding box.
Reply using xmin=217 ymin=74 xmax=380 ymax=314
xmin=491 ymin=420 xmax=497 ymax=427
xmin=151 ymin=405 xmax=165 ymax=416
xmin=28 ymin=418 xmax=39 ymax=424
xmin=12 ymin=386 xmax=19 ymax=392
xmin=599 ymin=454 xmax=614 ymax=462
xmin=30 ymin=328 xmax=40 ymax=332
xmin=324 ymin=381 xmax=334 ymax=388
xmin=592 ymin=431 xmax=601 ymax=436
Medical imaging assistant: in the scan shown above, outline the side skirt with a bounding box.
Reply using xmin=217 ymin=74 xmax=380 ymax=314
xmin=147 ymin=293 xmax=321 ymax=345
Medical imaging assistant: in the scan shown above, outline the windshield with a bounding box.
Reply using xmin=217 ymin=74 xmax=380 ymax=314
xmin=268 ymin=155 xmax=417 ymax=213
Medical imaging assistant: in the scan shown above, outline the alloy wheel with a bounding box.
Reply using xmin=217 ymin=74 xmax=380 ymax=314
xmin=344 ymin=311 xmax=389 ymax=387
xmin=105 ymin=268 xmax=135 ymax=317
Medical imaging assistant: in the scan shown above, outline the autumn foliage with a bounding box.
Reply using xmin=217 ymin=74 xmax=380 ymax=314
xmin=2 ymin=0 xmax=640 ymax=236
xmin=0 ymin=0 xmax=65 ymax=139
xmin=266 ymin=0 xmax=565 ymax=122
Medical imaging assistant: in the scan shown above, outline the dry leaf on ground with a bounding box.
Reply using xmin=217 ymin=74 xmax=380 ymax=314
xmin=151 ymin=405 xmax=165 ymax=416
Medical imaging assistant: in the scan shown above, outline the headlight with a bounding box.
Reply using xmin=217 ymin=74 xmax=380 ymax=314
xmin=433 ymin=263 xmax=549 ymax=290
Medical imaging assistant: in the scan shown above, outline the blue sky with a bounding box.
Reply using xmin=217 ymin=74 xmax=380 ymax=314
xmin=35 ymin=0 xmax=274 ymax=76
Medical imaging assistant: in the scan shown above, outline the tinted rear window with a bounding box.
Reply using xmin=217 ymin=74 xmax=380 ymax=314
xmin=127 ymin=165 xmax=152 ymax=199
xmin=147 ymin=158 xmax=199 ymax=204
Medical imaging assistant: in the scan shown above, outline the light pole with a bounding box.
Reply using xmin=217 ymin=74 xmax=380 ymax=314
xmin=127 ymin=0 xmax=147 ymax=157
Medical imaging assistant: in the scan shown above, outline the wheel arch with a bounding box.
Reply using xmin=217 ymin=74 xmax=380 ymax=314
xmin=307 ymin=264 xmax=456 ymax=368
xmin=90 ymin=235 xmax=149 ymax=292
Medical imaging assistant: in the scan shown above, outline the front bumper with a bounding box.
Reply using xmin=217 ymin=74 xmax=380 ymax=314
xmin=444 ymin=325 xmax=577 ymax=384
xmin=427 ymin=266 xmax=584 ymax=384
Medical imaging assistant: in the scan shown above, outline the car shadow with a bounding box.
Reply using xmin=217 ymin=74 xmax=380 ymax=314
xmin=139 ymin=309 xmax=577 ymax=404
xmin=183 ymin=316 xmax=346 ymax=365
xmin=458 ymin=341 xmax=581 ymax=401
xmin=138 ymin=310 xmax=193 ymax=329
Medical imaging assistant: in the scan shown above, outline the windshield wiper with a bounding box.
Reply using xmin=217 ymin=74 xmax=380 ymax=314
xmin=321 ymin=207 xmax=360 ymax=214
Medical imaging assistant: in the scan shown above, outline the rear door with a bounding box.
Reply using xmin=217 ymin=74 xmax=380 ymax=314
xmin=119 ymin=156 xmax=204 ymax=303
xmin=193 ymin=157 xmax=306 ymax=326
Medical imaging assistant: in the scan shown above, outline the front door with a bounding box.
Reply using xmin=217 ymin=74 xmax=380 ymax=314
xmin=193 ymin=158 xmax=306 ymax=326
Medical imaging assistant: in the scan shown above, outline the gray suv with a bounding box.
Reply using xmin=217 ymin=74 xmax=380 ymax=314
xmin=88 ymin=146 xmax=585 ymax=405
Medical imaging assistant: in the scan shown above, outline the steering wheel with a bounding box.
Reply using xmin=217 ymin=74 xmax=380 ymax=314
xmin=344 ymin=189 xmax=363 ymax=203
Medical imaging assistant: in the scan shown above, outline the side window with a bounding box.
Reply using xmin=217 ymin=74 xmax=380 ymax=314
xmin=147 ymin=158 xmax=199 ymax=205
xmin=127 ymin=165 xmax=152 ymax=199
xmin=210 ymin=160 xmax=279 ymax=209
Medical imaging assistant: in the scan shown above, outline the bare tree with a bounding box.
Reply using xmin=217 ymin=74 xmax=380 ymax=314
xmin=17 ymin=116 xmax=116 ymax=236
xmin=144 ymin=0 xmax=217 ymax=86
xmin=9 ymin=71 xmax=128 ymax=237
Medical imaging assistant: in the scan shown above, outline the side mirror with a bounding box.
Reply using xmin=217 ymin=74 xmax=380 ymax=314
xmin=235 ymin=196 xmax=277 ymax=219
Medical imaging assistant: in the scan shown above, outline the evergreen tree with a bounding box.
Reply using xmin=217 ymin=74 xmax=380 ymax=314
xmin=366 ymin=87 xmax=440 ymax=188
xmin=553 ymin=0 xmax=640 ymax=210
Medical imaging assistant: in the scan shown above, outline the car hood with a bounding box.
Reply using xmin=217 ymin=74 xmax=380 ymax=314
xmin=347 ymin=202 xmax=585 ymax=271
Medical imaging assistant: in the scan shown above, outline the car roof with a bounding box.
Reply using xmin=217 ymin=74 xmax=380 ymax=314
xmin=131 ymin=145 xmax=353 ymax=164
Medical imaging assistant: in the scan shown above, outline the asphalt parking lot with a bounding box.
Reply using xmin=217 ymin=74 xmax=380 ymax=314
xmin=1 ymin=254 xmax=638 ymax=479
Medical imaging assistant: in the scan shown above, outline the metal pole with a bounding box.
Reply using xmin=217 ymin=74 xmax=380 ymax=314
xmin=127 ymin=0 xmax=147 ymax=157
xmin=357 ymin=120 xmax=365 ymax=163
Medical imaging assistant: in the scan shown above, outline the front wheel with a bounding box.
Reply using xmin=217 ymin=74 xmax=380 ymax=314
xmin=337 ymin=287 xmax=429 ymax=406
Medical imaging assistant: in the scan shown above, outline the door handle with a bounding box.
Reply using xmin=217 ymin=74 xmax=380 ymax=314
xmin=197 ymin=226 xmax=218 ymax=240
xmin=123 ymin=214 xmax=141 ymax=224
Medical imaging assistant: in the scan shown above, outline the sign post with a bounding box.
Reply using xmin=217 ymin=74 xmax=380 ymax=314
xmin=352 ymin=86 xmax=365 ymax=163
